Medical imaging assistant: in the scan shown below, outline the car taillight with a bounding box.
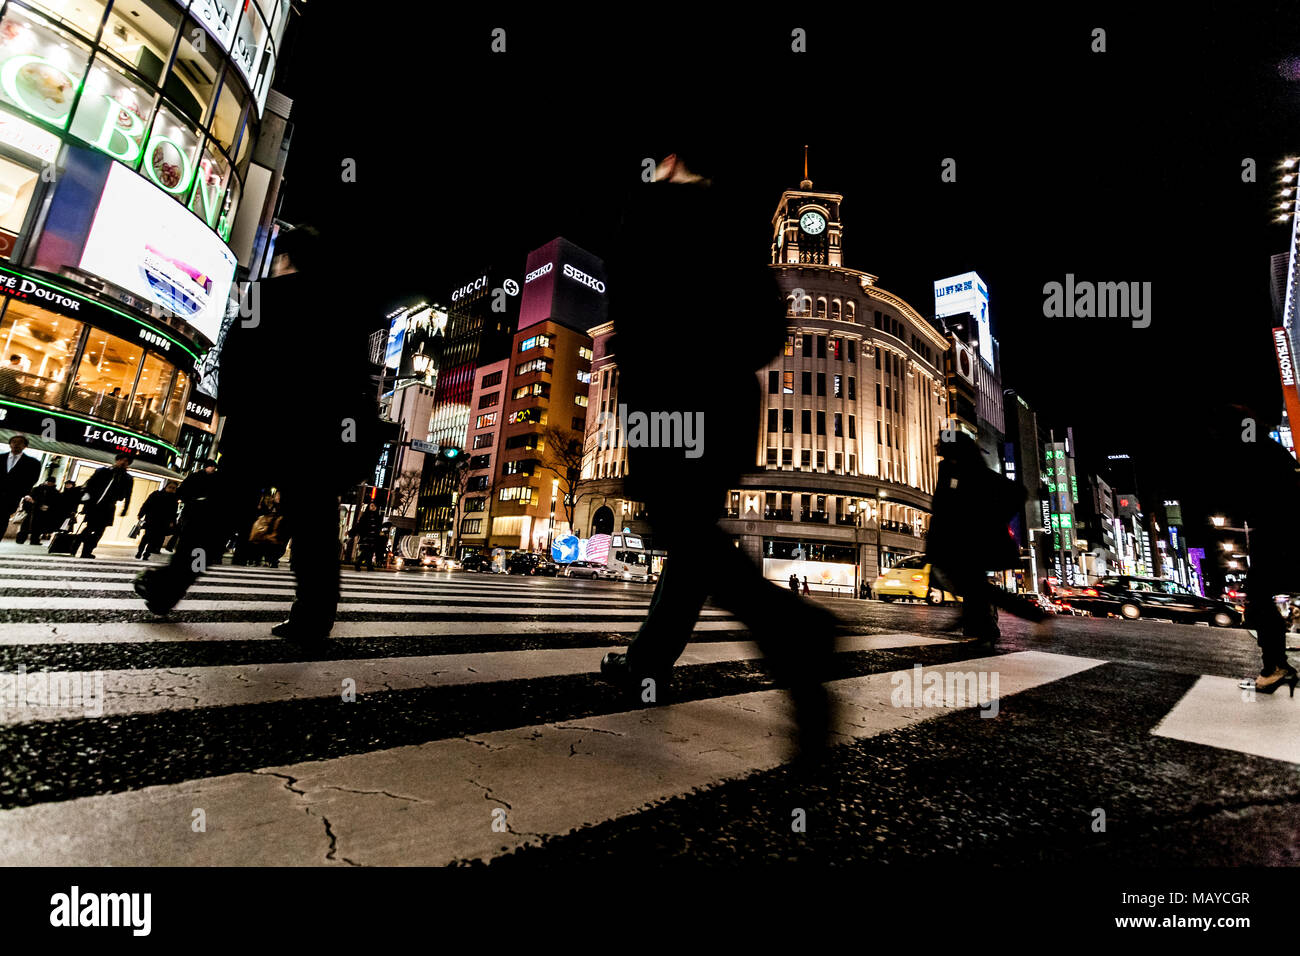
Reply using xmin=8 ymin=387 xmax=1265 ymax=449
xmin=911 ymin=574 xmax=924 ymax=582
xmin=1083 ymin=588 xmax=1097 ymax=596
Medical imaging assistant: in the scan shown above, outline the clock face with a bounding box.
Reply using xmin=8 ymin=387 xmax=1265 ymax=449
xmin=800 ymin=211 xmax=826 ymax=235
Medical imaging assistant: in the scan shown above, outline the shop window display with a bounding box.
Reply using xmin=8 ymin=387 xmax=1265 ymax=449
xmin=161 ymin=365 xmax=187 ymax=441
xmin=69 ymin=327 xmax=143 ymax=422
xmin=20 ymin=0 xmax=107 ymax=43
xmin=125 ymin=349 xmax=171 ymax=434
xmin=189 ymin=135 xmax=230 ymax=230
xmin=69 ymin=56 xmax=151 ymax=167
xmin=207 ymin=67 xmax=246 ymax=151
xmin=0 ymin=154 xmax=39 ymax=251
xmin=0 ymin=5 xmax=91 ymax=129
xmin=99 ymin=0 xmax=182 ymax=85
xmin=143 ymin=102 xmax=201 ymax=198
xmin=168 ymin=15 xmax=223 ymax=124
xmin=0 ymin=299 xmax=81 ymax=405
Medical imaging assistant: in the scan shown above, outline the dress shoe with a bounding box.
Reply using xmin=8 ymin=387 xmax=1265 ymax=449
xmin=133 ymin=574 xmax=177 ymax=614
xmin=599 ymin=651 xmax=670 ymax=702
xmin=271 ymin=619 xmax=330 ymax=642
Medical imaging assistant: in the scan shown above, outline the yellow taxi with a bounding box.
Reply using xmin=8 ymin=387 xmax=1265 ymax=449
xmin=872 ymin=555 xmax=959 ymax=605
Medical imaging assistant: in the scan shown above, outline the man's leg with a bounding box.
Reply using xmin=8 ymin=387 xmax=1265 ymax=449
xmin=279 ymin=482 xmax=340 ymax=633
xmin=79 ymin=520 xmax=106 ymax=556
xmin=622 ymin=545 xmax=710 ymax=677
xmin=1245 ymin=566 xmax=1288 ymax=675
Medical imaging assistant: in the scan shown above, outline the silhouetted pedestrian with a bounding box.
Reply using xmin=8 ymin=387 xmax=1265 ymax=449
xmin=802 ymin=576 xmax=810 ymax=596
xmin=926 ymin=433 xmax=1046 ymax=644
xmin=16 ymin=475 xmax=58 ymax=544
xmin=135 ymin=226 xmax=380 ymax=641
xmin=78 ymin=453 xmax=134 ymax=558
xmin=136 ymin=481 xmax=179 ymax=560
xmin=598 ymin=145 xmax=840 ymax=760
xmin=350 ymin=502 xmax=383 ymax=571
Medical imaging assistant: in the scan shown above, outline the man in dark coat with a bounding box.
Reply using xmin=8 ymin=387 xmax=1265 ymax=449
xmin=596 ymin=147 xmax=840 ymax=759
xmin=926 ymin=432 xmax=1045 ymax=643
xmin=78 ymin=453 xmax=134 ymax=558
xmin=135 ymin=226 xmax=380 ymax=640
xmin=2 ymin=434 xmax=40 ymax=536
xmin=349 ymin=502 xmax=383 ymax=571
xmin=135 ymin=480 xmax=179 ymax=560
xmin=16 ymin=475 xmax=59 ymax=544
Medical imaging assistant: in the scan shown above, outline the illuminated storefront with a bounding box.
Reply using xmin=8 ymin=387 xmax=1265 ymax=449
xmin=0 ymin=0 xmax=293 ymax=545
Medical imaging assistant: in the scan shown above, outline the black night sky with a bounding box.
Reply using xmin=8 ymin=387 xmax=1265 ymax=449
xmin=276 ymin=6 xmax=1300 ymax=552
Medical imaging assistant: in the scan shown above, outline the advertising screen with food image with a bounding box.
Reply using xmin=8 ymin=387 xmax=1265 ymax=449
xmin=79 ymin=163 xmax=237 ymax=343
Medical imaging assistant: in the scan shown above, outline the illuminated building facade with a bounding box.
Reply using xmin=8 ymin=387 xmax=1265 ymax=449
xmin=0 ymin=0 xmax=292 ymax=546
xmin=720 ymin=173 xmax=949 ymax=591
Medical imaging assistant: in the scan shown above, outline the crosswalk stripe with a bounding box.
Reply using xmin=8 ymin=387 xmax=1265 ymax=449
xmin=1152 ymin=675 xmax=1300 ymax=764
xmin=0 ymin=597 xmax=731 ymax=616
xmin=0 ymin=634 xmax=945 ymax=726
xmin=0 ymin=618 xmax=763 ymax=645
xmin=0 ymin=651 xmax=1103 ymax=865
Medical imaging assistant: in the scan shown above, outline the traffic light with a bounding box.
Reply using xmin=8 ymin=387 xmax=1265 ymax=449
xmin=441 ymin=446 xmax=461 ymax=460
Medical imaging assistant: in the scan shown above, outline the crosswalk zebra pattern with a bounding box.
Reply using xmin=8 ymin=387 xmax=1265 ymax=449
xmin=0 ymin=547 xmax=1295 ymax=866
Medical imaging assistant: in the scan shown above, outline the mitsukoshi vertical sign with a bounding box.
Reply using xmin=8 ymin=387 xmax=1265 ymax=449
xmin=1273 ymin=327 xmax=1300 ymax=438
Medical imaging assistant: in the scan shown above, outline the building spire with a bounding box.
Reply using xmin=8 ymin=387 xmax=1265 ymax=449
xmin=800 ymin=145 xmax=812 ymax=189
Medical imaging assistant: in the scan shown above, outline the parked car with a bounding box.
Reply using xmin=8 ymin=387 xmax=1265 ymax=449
xmin=1062 ymin=576 xmax=1243 ymax=627
xmin=561 ymin=561 xmax=607 ymax=579
xmin=872 ymin=555 xmax=959 ymax=605
xmin=460 ymin=553 xmax=493 ymax=573
xmin=1023 ymin=592 xmax=1061 ymax=615
xmin=507 ymin=552 xmax=561 ymax=576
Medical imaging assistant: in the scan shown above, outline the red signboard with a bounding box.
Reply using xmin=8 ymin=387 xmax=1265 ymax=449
xmin=1273 ymin=327 xmax=1300 ymax=433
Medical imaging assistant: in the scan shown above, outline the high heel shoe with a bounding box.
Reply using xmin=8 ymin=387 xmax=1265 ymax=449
xmin=1254 ymin=666 xmax=1299 ymax=696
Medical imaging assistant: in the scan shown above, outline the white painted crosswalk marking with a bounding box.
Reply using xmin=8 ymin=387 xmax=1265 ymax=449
xmin=0 ymin=651 xmax=1103 ymax=866
xmin=1152 ymin=675 xmax=1300 ymax=764
xmin=0 ymin=634 xmax=947 ymax=725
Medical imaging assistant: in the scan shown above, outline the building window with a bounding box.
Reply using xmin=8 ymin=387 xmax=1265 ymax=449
xmin=513 ymin=383 xmax=547 ymax=400
xmin=817 ymin=335 xmax=827 ymax=359
xmin=503 ymin=459 xmax=537 ymax=476
xmin=849 ymin=455 xmax=857 ymax=474
xmin=519 ymin=334 xmax=552 ymax=352
xmin=507 ymin=408 xmax=541 ymax=425
xmin=834 ymin=413 xmax=842 ymax=437
xmin=767 ymin=447 xmax=778 ymax=465
xmin=817 ymin=450 xmax=826 ymax=469
xmin=783 ymin=371 xmax=794 ymax=394
xmin=68 ymin=328 xmax=144 ymax=423
xmin=767 ymin=408 xmax=778 ymax=432
xmin=465 ymin=497 xmax=486 ymax=513
xmin=460 ymin=518 xmax=483 ymax=534
xmin=801 ymin=370 xmax=811 ymax=393
xmin=468 ymin=454 xmax=491 ymax=469
xmin=885 ymin=387 xmax=891 ymax=411
xmin=801 ymin=409 xmax=811 ymax=432
xmin=572 ymin=416 xmax=585 ymax=430
xmin=886 ymin=423 xmax=892 ymax=446
xmin=802 ymin=333 xmax=813 ymax=353
xmin=817 ymin=411 xmax=826 ymax=435
xmin=849 ymin=377 xmax=856 ymax=400
xmin=479 ymin=392 xmax=500 ymax=409
xmin=475 ymin=412 xmax=497 ymax=429
xmin=877 ymin=421 xmax=882 ymax=444
xmin=578 ymin=346 xmax=593 ymax=361
xmin=782 ymin=409 xmax=793 ymax=433
xmin=516 ymin=358 xmax=551 ymax=376
xmin=830 ymin=337 xmax=842 ymax=360
xmin=505 ymin=433 xmax=542 ymax=450
xmin=498 ymin=486 xmax=536 ymax=503
xmin=782 ymin=448 xmax=793 ymax=466
xmin=835 ymin=452 xmax=843 ymax=471
xmin=482 ymin=370 xmax=503 ymax=387
xmin=817 ymin=373 xmax=826 ymax=397
xmin=768 ymin=370 xmax=779 ymax=394
xmin=801 ymin=449 xmax=811 ymax=468
xmin=784 ymin=335 xmax=795 ymax=356
xmin=577 ymin=370 xmax=592 ymax=384
xmin=848 ymin=340 xmax=856 ymax=364
xmin=875 ymin=350 xmax=881 ymax=370
xmin=849 ymin=416 xmax=856 ymax=439
xmin=472 ymin=433 xmax=494 ymax=449
xmin=874 ymin=310 xmax=883 ymax=329
xmin=574 ymin=394 xmax=588 ymax=407
xmin=0 ymin=301 xmax=82 ymax=407
xmin=876 ymin=383 xmax=882 ymax=406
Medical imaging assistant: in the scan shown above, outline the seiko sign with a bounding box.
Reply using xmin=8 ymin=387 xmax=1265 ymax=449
xmin=1274 ymin=328 xmax=1295 ymax=387
xmin=563 ymin=263 xmax=605 ymax=293
xmin=525 ymin=262 xmax=553 ymax=284
xmin=451 ymin=276 xmax=488 ymax=302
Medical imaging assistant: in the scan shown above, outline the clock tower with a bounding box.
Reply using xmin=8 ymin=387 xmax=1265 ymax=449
xmin=770 ymin=147 xmax=843 ymax=267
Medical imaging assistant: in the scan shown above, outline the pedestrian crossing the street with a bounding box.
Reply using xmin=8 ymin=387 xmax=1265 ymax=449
xmin=0 ymin=548 xmax=1296 ymax=866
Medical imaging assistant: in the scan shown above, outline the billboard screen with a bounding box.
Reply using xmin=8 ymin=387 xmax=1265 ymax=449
xmin=935 ymin=271 xmax=992 ymax=367
xmin=79 ymin=163 xmax=237 ymax=344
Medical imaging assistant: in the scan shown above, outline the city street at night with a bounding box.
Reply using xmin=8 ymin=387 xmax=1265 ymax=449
xmin=1 ymin=542 xmax=1295 ymax=868
xmin=2 ymin=1 xmax=1300 ymax=940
